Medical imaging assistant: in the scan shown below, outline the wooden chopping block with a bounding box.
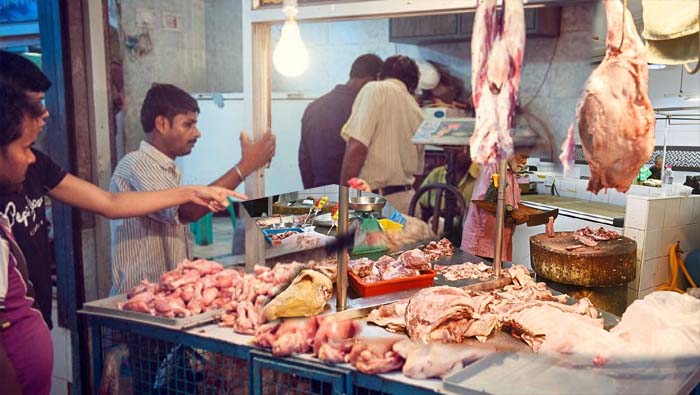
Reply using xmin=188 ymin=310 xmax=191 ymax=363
xmin=530 ymin=232 xmax=636 ymax=287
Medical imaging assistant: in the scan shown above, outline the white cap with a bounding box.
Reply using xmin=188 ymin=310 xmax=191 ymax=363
xmin=416 ymin=60 xmax=440 ymax=91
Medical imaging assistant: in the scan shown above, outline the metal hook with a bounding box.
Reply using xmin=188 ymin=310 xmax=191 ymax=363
xmin=676 ymin=241 xmax=684 ymax=255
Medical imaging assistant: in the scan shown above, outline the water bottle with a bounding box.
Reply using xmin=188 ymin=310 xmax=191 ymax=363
xmin=662 ymin=165 xmax=674 ymax=195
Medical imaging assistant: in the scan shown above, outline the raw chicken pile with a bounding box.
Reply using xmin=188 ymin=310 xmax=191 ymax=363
xmin=254 ymin=315 xmax=406 ymax=375
xmin=567 ymin=226 xmax=621 ymax=250
xmin=219 ymin=261 xmax=336 ymax=334
xmin=349 ymin=249 xmax=432 ymax=284
xmin=434 ymin=261 xmax=494 ymax=281
xmin=118 ymin=258 xmax=337 ymax=336
xmin=118 ymin=259 xmax=240 ymax=317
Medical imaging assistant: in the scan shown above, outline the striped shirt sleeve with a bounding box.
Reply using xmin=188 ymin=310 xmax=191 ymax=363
xmin=115 ymin=153 xmax=182 ymax=225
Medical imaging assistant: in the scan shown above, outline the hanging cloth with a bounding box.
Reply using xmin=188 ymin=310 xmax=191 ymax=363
xmin=642 ymin=0 xmax=699 ymax=65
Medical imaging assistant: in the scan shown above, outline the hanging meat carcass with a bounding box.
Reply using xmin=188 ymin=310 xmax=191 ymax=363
xmin=470 ymin=0 xmax=525 ymax=164
xmin=563 ymin=0 xmax=655 ymax=193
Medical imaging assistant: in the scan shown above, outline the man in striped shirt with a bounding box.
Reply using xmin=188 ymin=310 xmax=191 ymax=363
xmin=110 ymin=83 xmax=275 ymax=294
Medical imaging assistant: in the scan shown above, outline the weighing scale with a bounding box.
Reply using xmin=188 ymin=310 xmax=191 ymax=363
xmin=348 ymin=196 xmax=388 ymax=259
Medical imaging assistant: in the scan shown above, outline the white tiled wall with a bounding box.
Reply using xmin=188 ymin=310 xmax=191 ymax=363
xmin=547 ymin=176 xmax=668 ymax=206
xmin=623 ymin=195 xmax=700 ymax=301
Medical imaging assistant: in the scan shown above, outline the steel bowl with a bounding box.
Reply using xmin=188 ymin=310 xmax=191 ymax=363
xmin=349 ymin=196 xmax=386 ymax=212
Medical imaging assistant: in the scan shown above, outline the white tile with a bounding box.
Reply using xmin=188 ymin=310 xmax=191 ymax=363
xmin=638 ymin=286 xmax=658 ymax=299
xmin=624 ymin=197 xmax=649 ymax=231
xmin=575 ymin=180 xmax=592 ymax=200
xmin=693 ymin=196 xmax=700 ymax=224
xmin=536 ymin=183 xmax=547 ymax=195
xmin=628 ymin=185 xmax=650 ymax=197
xmin=50 ymin=377 xmax=69 ymax=395
xmin=50 ymin=328 xmax=68 ymax=380
xmin=648 ymin=187 xmax=663 ymax=197
xmin=646 ymin=200 xmax=665 ymax=231
xmin=638 ymin=256 xmax=670 ymax=290
xmin=624 ymin=227 xmax=646 ymax=261
xmin=680 ymin=224 xmax=699 ymax=252
xmin=680 ymin=197 xmax=695 ymax=225
xmin=661 ymin=226 xmax=683 ymax=259
xmin=559 ymin=179 xmax=576 ymax=195
xmin=663 ymin=198 xmax=682 ymax=229
xmin=608 ymin=190 xmax=627 ymax=206
xmin=644 ymin=229 xmax=666 ymax=260
xmin=590 ymin=190 xmax=610 ymax=204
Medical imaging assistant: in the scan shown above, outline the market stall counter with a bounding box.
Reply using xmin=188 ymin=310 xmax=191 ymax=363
xmin=83 ymin=242 xmax=700 ymax=395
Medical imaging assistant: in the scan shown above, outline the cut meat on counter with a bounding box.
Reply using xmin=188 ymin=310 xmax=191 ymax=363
xmin=435 ymin=261 xmax=493 ymax=281
xmin=376 ymin=256 xmax=419 ymax=281
xmin=314 ymin=317 xmax=362 ymax=363
xmin=393 ymin=339 xmax=490 ymax=379
xmin=539 ymin=291 xmax=700 ymax=365
xmin=253 ymin=317 xmax=319 ymax=357
xmin=571 ymin=226 xmax=621 ymax=248
xmin=399 ymin=249 xmax=431 ymax=271
xmin=349 ymin=257 xmax=374 ymax=278
xmin=349 ymin=252 xmax=431 ymax=285
xmin=499 ymin=298 xmax=602 ymax=351
xmin=347 ymin=338 xmax=405 ymax=375
xmin=470 ymin=0 xmax=525 ymax=164
xmin=371 ymin=265 xmax=574 ymax=345
xmin=572 ymin=0 xmax=655 ymax=193
xmin=366 ymin=299 xmax=409 ymax=333
xmin=405 ymin=286 xmax=499 ymax=343
xmin=421 ymin=238 xmax=455 ymax=262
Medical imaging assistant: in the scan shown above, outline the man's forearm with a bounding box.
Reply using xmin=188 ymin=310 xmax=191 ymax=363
xmin=49 ymin=174 xmax=199 ymax=219
xmin=340 ymin=138 xmax=368 ymax=186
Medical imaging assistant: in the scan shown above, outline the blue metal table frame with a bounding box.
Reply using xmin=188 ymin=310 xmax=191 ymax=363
xmin=87 ymin=314 xmax=443 ymax=395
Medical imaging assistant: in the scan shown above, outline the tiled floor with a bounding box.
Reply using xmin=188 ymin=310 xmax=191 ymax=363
xmin=192 ymin=216 xmax=237 ymax=259
xmin=50 ymin=306 xmax=72 ymax=395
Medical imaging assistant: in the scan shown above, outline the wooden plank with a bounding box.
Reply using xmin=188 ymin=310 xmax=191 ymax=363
xmin=84 ymin=0 xmax=114 ymax=300
xmin=248 ymin=0 xmax=594 ymax=23
xmin=242 ymin=0 xmax=270 ymax=270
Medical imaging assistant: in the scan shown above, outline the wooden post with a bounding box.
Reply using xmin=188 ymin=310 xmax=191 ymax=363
xmin=243 ymin=0 xmax=271 ymax=270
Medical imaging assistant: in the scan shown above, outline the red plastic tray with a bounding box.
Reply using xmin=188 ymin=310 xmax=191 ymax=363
xmin=348 ymin=269 xmax=436 ymax=298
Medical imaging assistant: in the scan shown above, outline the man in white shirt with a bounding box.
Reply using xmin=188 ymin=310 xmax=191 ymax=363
xmin=340 ymin=55 xmax=424 ymax=214
xmin=110 ymin=83 xmax=276 ymax=293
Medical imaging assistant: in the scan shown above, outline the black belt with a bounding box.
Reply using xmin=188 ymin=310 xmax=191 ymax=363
xmin=371 ymin=185 xmax=412 ymax=196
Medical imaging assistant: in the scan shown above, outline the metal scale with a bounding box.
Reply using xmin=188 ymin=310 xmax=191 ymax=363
xmin=348 ymin=196 xmax=388 ymax=258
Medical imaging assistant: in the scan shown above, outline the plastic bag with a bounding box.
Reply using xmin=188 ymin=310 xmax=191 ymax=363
xmin=636 ymin=165 xmax=652 ymax=182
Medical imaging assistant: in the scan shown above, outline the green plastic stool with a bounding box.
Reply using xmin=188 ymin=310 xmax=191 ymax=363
xmin=190 ymin=212 xmax=213 ymax=246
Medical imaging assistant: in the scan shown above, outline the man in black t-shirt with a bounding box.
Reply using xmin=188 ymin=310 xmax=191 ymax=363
xmin=0 ymin=150 xmax=67 ymax=328
xmin=0 ymin=51 xmax=240 ymax=328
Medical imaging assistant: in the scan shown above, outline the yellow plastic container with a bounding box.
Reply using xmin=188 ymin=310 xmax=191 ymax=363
xmin=378 ymin=218 xmax=403 ymax=234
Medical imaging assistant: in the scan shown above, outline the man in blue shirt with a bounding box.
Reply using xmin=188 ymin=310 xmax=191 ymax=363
xmin=298 ymin=54 xmax=383 ymax=188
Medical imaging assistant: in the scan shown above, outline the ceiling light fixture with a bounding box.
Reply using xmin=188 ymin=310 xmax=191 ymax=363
xmin=647 ymin=63 xmax=667 ymax=70
xmin=272 ymin=0 xmax=309 ymax=78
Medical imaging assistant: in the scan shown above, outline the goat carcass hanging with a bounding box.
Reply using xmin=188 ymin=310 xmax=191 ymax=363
xmin=572 ymin=0 xmax=655 ymax=193
xmin=470 ymin=0 xmax=525 ymax=164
